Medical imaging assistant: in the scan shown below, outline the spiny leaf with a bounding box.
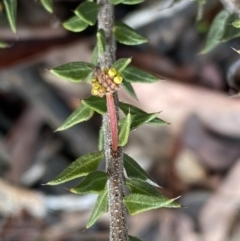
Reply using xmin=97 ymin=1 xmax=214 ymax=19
xmin=74 ymin=2 xmax=99 ymax=26
xmin=129 ymin=235 xmax=142 ymax=241
xmin=113 ymin=21 xmax=148 ymax=45
xmin=108 ymin=0 xmax=123 ymax=4
xmin=47 ymin=151 xmax=104 ymax=185
xmin=0 ymin=40 xmax=9 ymax=48
xmin=119 ymin=102 xmax=168 ymax=128
xmin=40 ymin=0 xmax=53 ymax=13
xmin=112 ymin=58 xmax=132 ymax=73
xmin=122 ymin=66 xmax=159 ymax=83
xmin=56 ymin=104 xmax=94 ymax=131
xmin=122 ymin=81 xmax=138 ymax=100
xmin=50 ymin=62 xmax=94 ymax=82
xmin=82 ymin=95 xmax=107 ymax=114
xmin=126 ymin=179 xmax=161 ymax=196
xmin=201 ymin=10 xmax=230 ymax=54
xmin=122 ymin=0 xmax=144 ymax=4
xmin=124 ymin=154 xmax=159 ymax=187
xmin=71 ymin=171 xmax=108 ymax=194
xmin=86 ymin=187 xmax=108 ymax=228
xmin=123 ymin=193 xmax=181 ymax=215
xmin=118 ymin=112 xmax=131 ymax=147
xmin=63 ymin=16 xmax=88 ymax=32
xmin=97 ymin=29 xmax=106 ymax=53
xmin=3 ymin=0 xmax=17 ymax=33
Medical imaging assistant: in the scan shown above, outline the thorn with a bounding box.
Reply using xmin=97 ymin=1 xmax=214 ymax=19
xmin=231 ymin=46 xmax=240 ymax=54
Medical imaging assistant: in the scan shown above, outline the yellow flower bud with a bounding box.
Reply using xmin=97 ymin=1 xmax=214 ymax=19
xmin=113 ymin=75 xmax=123 ymax=84
xmin=91 ymin=88 xmax=99 ymax=96
xmin=108 ymin=68 xmax=117 ymax=78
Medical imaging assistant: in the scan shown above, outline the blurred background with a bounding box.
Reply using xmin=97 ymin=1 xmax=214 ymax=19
xmin=0 ymin=0 xmax=240 ymax=240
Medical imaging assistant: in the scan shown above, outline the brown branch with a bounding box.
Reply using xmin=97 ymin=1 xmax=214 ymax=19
xmin=97 ymin=0 xmax=128 ymax=241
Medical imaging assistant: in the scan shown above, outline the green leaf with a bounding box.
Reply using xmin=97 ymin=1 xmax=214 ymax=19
xmin=97 ymin=29 xmax=106 ymax=53
xmin=221 ymin=14 xmax=240 ymax=42
xmin=0 ymin=40 xmax=9 ymax=48
xmin=86 ymin=187 xmax=108 ymax=228
xmin=122 ymin=66 xmax=159 ymax=83
xmin=47 ymin=151 xmax=104 ymax=185
xmin=82 ymin=95 xmax=107 ymax=114
xmin=108 ymin=0 xmax=123 ymax=4
xmin=112 ymin=58 xmax=132 ymax=73
xmin=126 ymin=179 xmax=161 ymax=196
xmin=122 ymin=0 xmax=144 ymax=4
xmin=91 ymin=44 xmax=99 ymax=65
xmin=119 ymin=102 xmax=168 ymax=129
xmin=71 ymin=171 xmax=108 ymax=194
xmin=56 ymin=104 xmax=94 ymax=131
xmin=124 ymin=154 xmax=159 ymax=187
xmin=3 ymin=0 xmax=17 ymax=33
xmin=74 ymin=2 xmax=100 ymax=26
xmin=40 ymin=0 xmax=53 ymax=13
xmin=129 ymin=235 xmax=142 ymax=241
xmin=63 ymin=16 xmax=88 ymax=32
xmin=232 ymin=18 xmax=240 ymax=28
xmin=123 ymin=193 xmax=181 ymax=215
xmin=50 ymin=62 xmax=94 ymax=82
xmin=122 ymin=81 xmax=138 ymax=100
xmin=98 ymin=125 xmax=103 ymax=151
xmin=201 ymin=10 xmax=230 ymax=54
xmin=113 ymin=21 xmax=148 ymax=45
xmin=118 ymin=112 xmax=131 ymax=146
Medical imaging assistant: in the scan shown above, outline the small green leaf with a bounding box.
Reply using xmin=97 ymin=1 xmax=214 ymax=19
xmin=129 ymin=235 xmax=142 ymax=241
xmin=40 ymin=0 xmax=53 ymax=13
xmin=126 ymin=179 xmax=161 ymax=196
xmin=47 ymin=151 xmax=104 ymax=185
xmin=86 ymin=187 xmax=108 ymax=228
xmin=98 ymin=125 xmax=103 ymax=151
xmin=119 ymin=102 xmax=168 ymax=129
xmin=63 ymin=16 xmax=88 ymax=32
xmin=122 ymin=0 xmax=144 ymax=4
xmin=112 ymin=58 xmax=132 ymax=73
xmin=122 ymin=81 xmax=138 ymax=100
xmin=118 ymin=113 xmax=131 ymax=147
xmin=71 ymin=171 xmax=108 ymax=194
xmin=221 ymin=14 xmax=240 ymax=42
xmin=232 ymin=18 xmax=240 ymax=28
xmin=113 ymin=21 xmax=148 ymax=45
xmin=124 ymin=154 xmax=159 ymax=187
xmin=3 ymin=0 xmax=17 ymax=33
xmin=0 ymin=40 xmax=9 ymax=48
xmin=108 ymin=0 xmax=123 ymax=4
xmin=201 ymin=10 xmax=230 ymax=54
xmin=50 ymin=62 xmax=94 ymax=82
xmin=131 ymin=112 xmax=160 ymax=130
xmin=97 ymin=29 xmax=106 ymax=53
xmin=122 ymin=66 xmax=159 ymax=83
xmin=91 ymin=44 xmax=99 ymax=65
xmin=82 ymin=95 xmax=107 ymax=114
xmin=123 ymin=193 xmax=181 ymax=215
xmin=56 ymin=104 xmax=94 ymax=131
xmin=74 ymin=2 xmax=100 ymax=26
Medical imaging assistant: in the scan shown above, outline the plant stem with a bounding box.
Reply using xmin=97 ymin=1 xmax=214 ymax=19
xmin=97 ymin=0 xmax=128 ymax=241
xmin=106 ymin=93 xmax=118 ymax=152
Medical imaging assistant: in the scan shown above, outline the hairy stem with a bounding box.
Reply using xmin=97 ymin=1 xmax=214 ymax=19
xmin=97 ymin=0 xmax=128 ymax=241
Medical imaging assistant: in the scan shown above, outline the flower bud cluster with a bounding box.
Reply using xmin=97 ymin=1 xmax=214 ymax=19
xmin=91 ymin=67 xmax=123 ymax=97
